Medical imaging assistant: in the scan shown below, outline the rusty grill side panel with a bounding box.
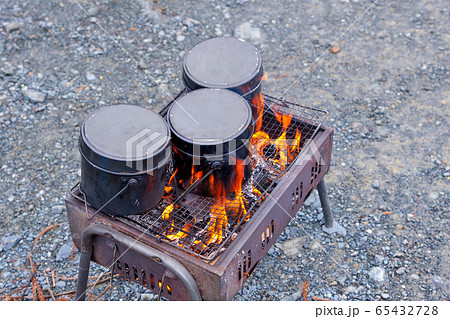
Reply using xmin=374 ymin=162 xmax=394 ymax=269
xmin=216 ymin=126 xmax=333 ymax=300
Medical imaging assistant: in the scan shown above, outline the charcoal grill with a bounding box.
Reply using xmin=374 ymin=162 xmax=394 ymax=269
xmin=66 ymin=92 xmax=335 ymax=300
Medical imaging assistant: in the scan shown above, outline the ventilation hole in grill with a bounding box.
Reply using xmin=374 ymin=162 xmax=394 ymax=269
xmin=291 ymin=190 xmax=296 ymax=211
xmin=292 ymin=186 xmax=301 ymax=211
xmin=124 ymin=263 xmax=130 ymax=276
xmin=271 ymin=220 xmax=275 ymax=235
xmin=116 ymin=260 xmax=122 ymax=270
xmin=141 ymin=269 xmax=147 ymax=285
xmin=266 ymin=226 xmax=270 ymax=243
xmin=243 ymin=255 xmax=247 ymax=274
xmin=247 ymin=250 xmax=252 ymax=268
xmin=261 ymin=231 xmax=265 ymax=250
xmin=150 ymin=274 xmax=155 ymax=289
xmin=238 ymin=263 xmax=242 ymax=280
xmin=133 ymin=266 xmax=139 ymax=281
xmin=158 ymin=280 xmax=163 ymax=292
xmin=167 ymin=285 xmax=172 ymax=295
xmin=311 ymin=159 xmax=322 ymax=185
xmin=291 ymin=192 xmax=295 ymax=210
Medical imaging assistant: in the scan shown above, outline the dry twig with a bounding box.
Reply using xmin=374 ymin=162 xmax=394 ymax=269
xmin=302 ymin=280 xmax=310 ymax=301
xmin=70 ymin=243 xmax=76 ymax=260
xmin=17 ymin=254 xmax=41 ymax=301
xmin=0 ymin=283 xmax=31 ymax=301
xmin=94 ymin=284 xmax=111 ymax=301
xmin=53 ymin=274 xmax=119 ymax=298
xmin=52 ymin=270 xmax=56 ymax=287
xmin=29 ymin=255 xmax=45 ymax=301
xmin=312 ymin=296 xmax=332 ymax=301
xmin=34 ymin=224 xmax=60 ymax=247
xmin=43 ymin=270 xmax=56 ymax=300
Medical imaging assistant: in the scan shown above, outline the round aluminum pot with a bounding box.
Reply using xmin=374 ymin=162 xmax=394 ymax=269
xmin=182 ymin=37 xmax=264 ymax=122
xmin=167 ymin=89 xmax=253 ymax=197
xmin=79 ymin=104 xmax=171 ymax=216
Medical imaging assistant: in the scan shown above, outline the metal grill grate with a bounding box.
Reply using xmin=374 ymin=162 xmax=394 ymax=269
xmin=69 ymin=92 xmax=328 ymax=261
xmin=113 ymin=93 xmax=328 ymax=261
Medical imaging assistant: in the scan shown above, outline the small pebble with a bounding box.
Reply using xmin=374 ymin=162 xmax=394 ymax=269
xmin=23 ymin=89 xmax=46 ymax=103
xmin=396 ymin=267 xmax=406 ymax=275
xmin=86 ymin=72 xmax=96 ymax=81
xmin=368 ymin=267 xmax=385 ymax=283
xmin=330 ymin=45 xmax=340 ymax=54
xmin=4 ymin=21 xmax=24 ymax=32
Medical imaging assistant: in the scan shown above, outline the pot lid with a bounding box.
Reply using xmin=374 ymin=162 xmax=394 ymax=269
xmin=167 ymin=89 xmax=253 ymax=155
xmin=183 ymin=37 xmax=262 ymax=89
xmin=80 ymin=104 xmax=170 ymax=172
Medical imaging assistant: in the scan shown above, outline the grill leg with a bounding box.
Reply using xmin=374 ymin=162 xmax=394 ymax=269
xmin=75 ymin=247 xmax=93 ymax=300
xmin=317 ymin=178 xmax=346 ymax=236
xmin=317 ymin=179 xmax=334 ymax=228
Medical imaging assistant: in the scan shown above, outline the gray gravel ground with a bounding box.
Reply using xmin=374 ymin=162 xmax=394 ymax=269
xmin=0 ymin=0 xmax=448 ymax=301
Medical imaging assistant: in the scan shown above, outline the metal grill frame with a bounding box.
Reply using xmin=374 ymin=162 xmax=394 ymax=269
xmin=66 ymin=94 xmax=333 ymax=300
xmin=107 ymin=92 xmax=329 ymax=261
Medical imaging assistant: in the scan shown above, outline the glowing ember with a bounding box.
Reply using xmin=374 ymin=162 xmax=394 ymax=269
xmin=166 ymin=222 xmax=191 ymax=241
xmin=162 ymin=203 xmax=174 ymax=220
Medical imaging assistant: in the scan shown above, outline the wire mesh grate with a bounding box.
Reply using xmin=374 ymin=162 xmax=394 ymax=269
xmin=113 ymin=93 xmax=328 ymax=261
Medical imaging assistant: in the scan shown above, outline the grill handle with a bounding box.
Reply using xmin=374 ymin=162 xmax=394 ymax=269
xmin=75 ymin=224 xmax=202 ymax=301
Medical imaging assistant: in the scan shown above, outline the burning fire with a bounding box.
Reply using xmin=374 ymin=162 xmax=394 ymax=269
xmin=202 ymin=158 xmax=248 ymax=246
xmin=161 ymin=74 xmax=303 ymax=252
xmin=251 ymin=73 xmax=267 ymax=133
xmin=250 ymin=106 xmax=301 ymax=170
xmin=161 ymin=159 xmax=249 ymax=248
xmin=164 ymin=168 xmax=178 ymax=193
xmin=166 ymin=222 xmax=191 ymax=241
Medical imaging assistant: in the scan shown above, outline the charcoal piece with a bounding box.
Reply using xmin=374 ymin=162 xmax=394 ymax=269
xmin=262 ymin=143 xmax=278 ymax=159
xmin=253 ymin=166 xmax=271 ymax=191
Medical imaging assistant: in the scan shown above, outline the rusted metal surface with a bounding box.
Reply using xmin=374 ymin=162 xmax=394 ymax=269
xmin=66 ymin=122 xmax=333 ymax=300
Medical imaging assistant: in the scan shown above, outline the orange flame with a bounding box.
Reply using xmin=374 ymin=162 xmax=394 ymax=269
xmin=203 ymin=159 xmax=248 ymax=246
xmin=252 ymin=92 xmax=265 ymax=133
xmin=250 ymin=106 xmax=301 ymax=170
xmin=166 ymin=222 xmax=191 ymax=241
xmin=162 ymin=203 xmax=174 ymax=220
xmin=225 ymin=159 xmax=248 ymax=223
xmin=164 ymin=169 xmax=178 ymax=193
xmin=204 ymin=182 xmax=228 ymax=245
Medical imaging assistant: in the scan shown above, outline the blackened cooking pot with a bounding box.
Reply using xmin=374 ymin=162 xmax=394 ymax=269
xmin=167 ymin=89 xmax=253 ymax=197
xmin=79 ymin=104 xmax=171 ymax=216
xmin=182 ymin=37 xmax=264 ymax=122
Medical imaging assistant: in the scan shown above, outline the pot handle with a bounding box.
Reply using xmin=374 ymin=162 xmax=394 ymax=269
xmin=81 ymin=178 xmax=138 ymax=220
